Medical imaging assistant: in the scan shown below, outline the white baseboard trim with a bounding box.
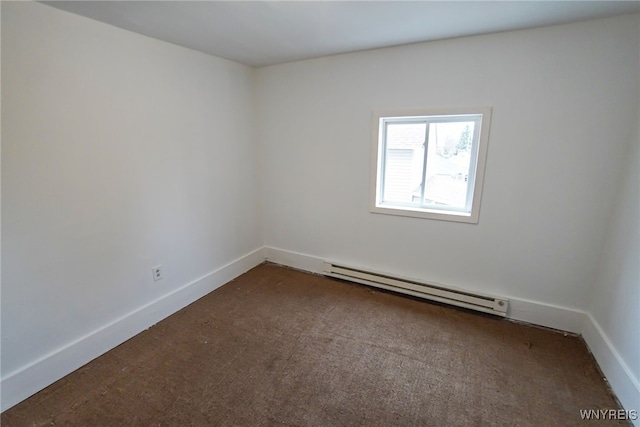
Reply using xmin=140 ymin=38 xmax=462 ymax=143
xmin=507 ymin=298 xmax=586 ymax=334
xmin=264 ymin=247 xmax=586 ymax=332
xmin=1 ymin=247 xmax=266 ymax=412
xmin=582 ymin=313 xmax=640 ymax=424
xmin=265 ymin=246 xmax=325 ymax=274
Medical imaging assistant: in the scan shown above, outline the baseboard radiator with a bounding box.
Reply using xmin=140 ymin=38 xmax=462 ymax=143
xmin=323 ymin=262 xmax=508 ymax=317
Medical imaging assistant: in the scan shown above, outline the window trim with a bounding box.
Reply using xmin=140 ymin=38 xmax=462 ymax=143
xmin=370 ymin=107 xmax=492 ymax=224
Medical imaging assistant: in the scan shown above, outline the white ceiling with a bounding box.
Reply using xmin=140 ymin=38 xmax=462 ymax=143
xmin=43 ymin=1 xmax=640 ymax=68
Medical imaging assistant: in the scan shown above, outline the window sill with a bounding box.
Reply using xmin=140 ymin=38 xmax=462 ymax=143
xmin=370 ymin=204 xmax=479 ymax=224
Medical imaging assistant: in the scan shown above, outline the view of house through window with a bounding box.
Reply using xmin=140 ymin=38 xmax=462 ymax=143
xmin=371 ymin=109 xmax=491 ymax=223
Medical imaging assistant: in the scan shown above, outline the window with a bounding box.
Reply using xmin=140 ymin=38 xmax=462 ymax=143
xmin=370 ymin=107 xmax=491 ymax=223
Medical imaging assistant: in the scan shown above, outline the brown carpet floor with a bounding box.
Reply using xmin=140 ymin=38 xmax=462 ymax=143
xmin=2 ymin=263 xmax=627 ymax=426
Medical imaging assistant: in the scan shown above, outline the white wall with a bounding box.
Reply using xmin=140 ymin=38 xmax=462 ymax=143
xmin=257 ymin=14 xmax=639 ymax=312
xmin=584 ymin=118 xmax=639 ymax=415
xmin=1 ymin=1 xmax=262 ymax=408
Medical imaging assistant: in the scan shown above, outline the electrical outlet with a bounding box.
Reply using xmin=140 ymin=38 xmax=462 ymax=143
xmin=152 ymin=265 xmax=163 ymax=281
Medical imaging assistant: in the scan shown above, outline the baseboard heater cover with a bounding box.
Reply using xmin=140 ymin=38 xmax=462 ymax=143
xmin=323 ymin=262 xmax=508 ymax=317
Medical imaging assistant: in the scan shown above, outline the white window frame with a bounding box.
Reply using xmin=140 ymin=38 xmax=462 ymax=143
xmin=370 ymin=107 xmax=491 ymax=224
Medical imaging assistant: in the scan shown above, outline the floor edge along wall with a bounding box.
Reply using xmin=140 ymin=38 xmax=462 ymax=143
xmin=0 ymin=248 xmax=267 ymax=412
xmin=2 ymin=245 xmax=637 ymax=427
xmin=265 ymin=246 xmax=639 ymax=424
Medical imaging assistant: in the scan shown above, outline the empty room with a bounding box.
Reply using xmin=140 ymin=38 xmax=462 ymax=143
xmin=2 ymin=1 xmax=639 ymax=425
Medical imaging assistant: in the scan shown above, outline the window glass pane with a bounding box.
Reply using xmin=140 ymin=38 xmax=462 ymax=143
xmin=382 ymin=122 xmax=426 ymax=204
xmin=424 ymin=121 xmax=475 ymax=210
